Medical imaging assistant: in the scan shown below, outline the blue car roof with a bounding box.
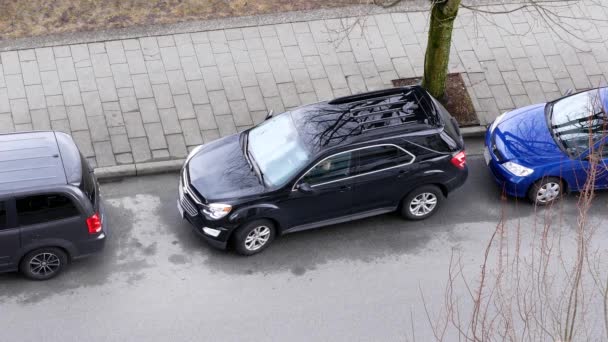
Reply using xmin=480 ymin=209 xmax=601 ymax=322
xmin=0 ymin=131 xmax=72 ymax=193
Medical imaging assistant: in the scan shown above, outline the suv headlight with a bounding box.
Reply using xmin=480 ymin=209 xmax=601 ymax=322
xmin=502 ymin=161 xmax=533 ymax=177
xmin=202 ymin=203 xmax=232 ymax=220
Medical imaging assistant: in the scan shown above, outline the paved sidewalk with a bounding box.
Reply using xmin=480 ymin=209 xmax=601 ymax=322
xmin=1 ymin=1 xmax=607 ymax=168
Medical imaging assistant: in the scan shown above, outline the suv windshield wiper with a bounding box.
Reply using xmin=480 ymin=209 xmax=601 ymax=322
xmin=546 ymin=103 xmax=569 ymax=155
xmin=242 ymin=131 xmax=265 ymax=185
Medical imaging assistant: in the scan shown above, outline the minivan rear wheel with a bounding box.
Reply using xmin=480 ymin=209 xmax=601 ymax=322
xmin=233 ymin=219 xmax=276 ymax=256
xmin=20 ymin=247 xmax=68 ymax=281
xmin=401 ymin=185 xmax=444 ymax=220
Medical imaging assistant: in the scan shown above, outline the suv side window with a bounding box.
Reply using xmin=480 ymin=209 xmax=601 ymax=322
xmin=356 ymin=145 xmax=414 ymax=174
xmin=16 ymin=194 xmax=80 ymax=226
xmin=301 ymin=151 xmax=354 ymax=186
xmin=0 ymin=201 xmax=7 ymax=230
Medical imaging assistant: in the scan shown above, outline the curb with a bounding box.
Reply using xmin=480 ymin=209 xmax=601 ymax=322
xmin=95 ymin=159 xmax=184 ymax=180
xmin=461 ymin=125 xmax=487 ymax=138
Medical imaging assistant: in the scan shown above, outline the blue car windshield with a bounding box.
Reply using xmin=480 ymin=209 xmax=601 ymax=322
xmin=248 ymin=113 xmax=312 ymax=187
xmin=551 ymin=90 xmax=607 ymax=155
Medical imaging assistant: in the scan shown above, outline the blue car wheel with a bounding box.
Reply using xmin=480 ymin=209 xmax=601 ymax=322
xmin=528 ymin=177 xmax=563 ymax=206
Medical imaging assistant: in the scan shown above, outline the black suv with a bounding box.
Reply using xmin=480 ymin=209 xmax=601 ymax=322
xmin=0 ymin=131 xmax=107 ymax=280
xmin=178 ymin=86 xmax=467 ymax=255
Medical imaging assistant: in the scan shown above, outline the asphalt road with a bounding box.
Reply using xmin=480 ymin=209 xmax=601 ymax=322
xmin=1 ymin=138 xmax=608 ymax=341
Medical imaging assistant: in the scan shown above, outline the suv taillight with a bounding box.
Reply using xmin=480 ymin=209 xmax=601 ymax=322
xmin=450 ymin=151 xmax=466 ymax=169
xmin=87 ymin=212 xmax=102 ymax=235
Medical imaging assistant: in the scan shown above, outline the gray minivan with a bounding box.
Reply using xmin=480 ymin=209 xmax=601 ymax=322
xmin=0 ymin=131 xmax=107 ymax=280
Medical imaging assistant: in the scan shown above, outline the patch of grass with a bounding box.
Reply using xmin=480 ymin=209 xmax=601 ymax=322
xmin=0 ymin=0 xmax=367 ymax=40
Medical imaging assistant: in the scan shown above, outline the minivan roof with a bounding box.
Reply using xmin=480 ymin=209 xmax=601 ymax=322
xmin=0 ymin=131 xmax=83 ymax=194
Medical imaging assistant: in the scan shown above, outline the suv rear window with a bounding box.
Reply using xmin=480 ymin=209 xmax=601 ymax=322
xmin=17 ymin=194 xmax=80 ymax=226
xmin=356 ymin=145 xmax=413 ymax=174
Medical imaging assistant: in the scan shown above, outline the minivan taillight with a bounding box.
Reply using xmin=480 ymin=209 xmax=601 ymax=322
xmin=87 ymin=212 xmax=102 ymax=234
xmin=450 ymin=151 xmax=466 ymax=169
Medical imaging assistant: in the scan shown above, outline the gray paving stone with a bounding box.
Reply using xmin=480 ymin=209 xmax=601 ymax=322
xmin=392 ymin=57 xmax=415 ymax=78
xmin=56 ymin=57 xmax=77 ymax=81
xmin=130 ymin=137 xmax=152 ymax=162
xmin=250 ymin=50 xmax=272 ymax=73
xmin=61 ymin=81 xmax=82 ymax=105
xmin=0 ymin=113 xmax=13 ymax=132
xmin=123 ymin=111 xmax=146 ymax=138
xmin=558 ymin=43 xmax=581 ymax=66
xmin=545 ymin=55 xmax=569 ymax=80
xmin=117 ymin=87 xmax=135 ymax=98
xmin=111 ymin=63 xmax=133 ymax=88
xmin=235 ymin=62 xmax=257 ymax=87
xmin=269 ymin=59 xmax=292 ymax=84
xmin=14 ymin=123 xmax=33 ymax=131
xmin=276 ymin=23 xmax=297 ymax=46
xmin=194 ymin=104 xmax=217 ymax=130
xmin=383 ymin=35 xmax=407 ymax=58
xmin=489 ymin=85 xmax=514 ymax=110
xmin=21 ymin=61 xmax=41 ymax=85
xmin=523 ymin=81 xmax=546 ymax=103
xmin=297 ymin=33 xmax=318 ymax=56
xmin=245 ymin=37 xmax=264 ymax=51
xmin=299 ymin=92 xmax=318 ymax=105
xmin=180 ymin=119 xmax=204 ymax=146
xmin=502 ymin=35 xmax=526 ymax=59
xmin=72 ymin=131 xmax=95 ymax=157
xmin=88 ymin=115 xmax=110 ymax=141
xmin=115 ymin=153 xmax=134 ymax=164
xmin=50 ymin=119 xmax=70 ymax=133
xmin=166 ymin=134 xmax=188 ymax=157
xmin=351 ymin=39 xmax=373 ymax=63
xmin=492 ymin=48 xmax=515 ymax=72
xmin=5 ymin=74 xmax=26 ymax=99
xmin=325 ymin=65 xmax=348 ymax=89
xmin=88 ymin=43 xmax=106 ymax=55
xmin=458 ymin=50 xmax=482 ymax=73
xmin=375 ymin=13 xmax=397 ymax=36
xmin=283 ymin=46 xmax=305 ymax=69
xmin=119 ymin=95 xmax=139 ymax=113
xmin=174 ymin=94 xmax=196 ymax=119
xmin=259 ymin=25 xmax=277 ymax=37
xmin=0 ymin=89 xmax=8 ymax=113
xmin=291 ymin=69 xmax=314 ymax=93
xmin=106 ymin=41 xmax=127 ymax=64
xmin=66 ymin=105 xmax=88 ymax=131
xmin=48 ymin=105 xmax=67 ymax=121
xmin=207 ymin=90 xmax=231 ymax=116
xmin=209 ymin=30 xmax=230 ymax=53
xmin=125 ymin=50 xmax=147 ymax=74
xmin=142 ymin=60 xmax=165 ymax=85
xmin=228 ymin=100 xmax=253 ymax=126
xmin=105 ymin=109 xmax=125 ymax=128
xmin=82 ymin=91 xmax=103 ymax=116
xmin=502 ymin=71 xmax=526 ymax=96
xmin=201 ymin=66 xmax=223 ymax=91
xmin=71 ymin=45 xmax=90 ymax=66
xmin=144 ymin=122 xmax=167 ymax=150
xmin=40 ymin=70 xmax=61 ymax=96
xmin=483 ymin=61 xmax=504 ymax=86
xmin=96 ymin=77 xmax=119 ymax=102
xmin=180 ymin=56 xmax=202 ymax=81
xmin=29 ymin=108 xmax=50 ymax=130
xmin=277 ymin=83 xmax=300 ymax=108
xmin=317 ymin=42 xmax=340 ymax=66
xmin=138 ymin=98 xmax=160 ymax=123
xmin=19 ymin=50 xmax=37 ymax=61
xmin=152 ymin=84 xmax=174 ymax=109
xmin=229 ymin=40 xmax=250 ymax=64
xmin=0 ymin=65 xmax=4 ymax=88
xmin=578 ymin=53 xmax=603 ymax=76
xmin=347 ymin=75 xmax=366 ymax=94
xmin=312 ymin=78 xmax=334 ymax=101
xmin=567 ymin=65 xmax=591 ymax=89
xmin=511 ymin=94 xmax=531 ymax=108
xmin=91 ymin=53 xmax=112 ymax=78
xmin=187 ymin=80 xmax=209 ymax=104
xmin=534 ymin=68 xmax=559 ymax=93
xmin=77 ymin=67 xmax=97 ymax=92
xmin=1 ymin=51 xmax=21 ymax=74
xmin=379 ymin=70 xmax=398 ymax=85
xmin=157 ymin=35 xmax=175 ymax=48
xmin=191 ymin=32 xmax=209 ymax=44
xmin=477 ymin=98 xmax=500 ymax=124
xmin=214 ymin=115 xmax=237 ymax=137
xmin=222 ymin=76 xmax=245 ymax=100
xmin=257 ymin=73 xmax=279 ymax=97
xmin=471 ymin=38 xmax=494 ymax=62
xmin=46 ymin=94 xmax=64 ymax=107
xmin=26 ymin=85 xmax=46 ymax=109
xmin=35 ymin=48 xmax=56 ymax=71
xmin=215 ymin=52 xmax=237 ymax=77
xmin=132 ymin=74 xmax=154 ymax=98
xmin=160 ymin=46 xmax=181 ymax=71
xmin=53 ymin=46 xmax=71 ymax=58
xmin=337 ymin=52 xmax=359 ymax=76
xmin=524 ymin=45 xmax=548 ymax=69
xmin=263 ymin=96 xmax=285 ymax=115
xmin=304 ymin=56 xmax=327 ymax=79
xmin=159 ymin=108 xmax=182 ymax=134
xmin=470 ymin=74 xmax=492 ymax=99
xmin=139 ymin=37 xmax=160 ymax=59
xmin=195 ymin=43 xmax=215 ymax=67
xmin=10 ymin=99 xmax=30 ymax=124
xmin=243 ymin=86 xmax=266 ymax=112
xmin=513 ymin=58 xmax=536 ymax=82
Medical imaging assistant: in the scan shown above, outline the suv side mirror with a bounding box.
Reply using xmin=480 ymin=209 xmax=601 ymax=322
xmin=297 ymin=182 xmax=314 ymax=194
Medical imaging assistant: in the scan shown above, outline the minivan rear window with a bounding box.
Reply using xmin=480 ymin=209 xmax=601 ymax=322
xmin=79 ymin=154 xmax=97 ymax=206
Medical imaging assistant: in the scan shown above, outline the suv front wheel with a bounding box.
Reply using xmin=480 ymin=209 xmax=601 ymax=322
xmin=401 ymin=185 xmax=444 ymax=220
xmin=233 ymin=219 xmax=276 ymax=256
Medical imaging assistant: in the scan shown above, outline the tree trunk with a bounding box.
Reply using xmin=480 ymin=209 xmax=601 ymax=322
xmin=421 ymin=0 xmax=461 ymax=100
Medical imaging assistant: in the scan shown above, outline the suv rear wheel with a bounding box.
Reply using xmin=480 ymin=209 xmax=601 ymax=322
xmin=401 ymin=185 xmax=444 ymax=220
xmin=233 ymin=219 xmax=276 ymax=256
xmin=20 ymin=247 xmax=68 ymax=280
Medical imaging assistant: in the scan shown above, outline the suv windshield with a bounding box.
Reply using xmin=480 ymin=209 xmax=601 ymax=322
xmin=248 ymin=113 xmax=312 ymax=187
xmin=550 ymin=90 xmax=607 ymax=156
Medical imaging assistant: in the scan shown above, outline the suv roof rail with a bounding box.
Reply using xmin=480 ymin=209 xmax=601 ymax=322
xmin=327 ymin=86 xmax=420 ymax=105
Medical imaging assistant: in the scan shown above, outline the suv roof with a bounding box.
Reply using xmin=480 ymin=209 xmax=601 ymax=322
xmin=291 ymin=86 xmax=443 ymax=151
xmin=0 ymin=131 xmax=83 ymax=194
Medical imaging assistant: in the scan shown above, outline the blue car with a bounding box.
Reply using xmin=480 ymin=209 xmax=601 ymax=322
xmin=484 ymin=87 xmax=608 ymax=205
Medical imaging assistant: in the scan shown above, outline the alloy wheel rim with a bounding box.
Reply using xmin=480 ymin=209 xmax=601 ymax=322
xmin=29 ymin=253 xmax=61 ymax=276
xmin=409 ymin=192 xmax=438 ymax=217
xmin=244 ymin=226 xmax=271 ymax=251
xmin=536 ymin=182 xmax=560 ymax=203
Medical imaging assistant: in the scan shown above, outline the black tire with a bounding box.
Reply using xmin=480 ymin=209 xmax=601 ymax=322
xmin=400 ymin=185 xmax=444 ymax=220
xmin=20 ymin=247 xmax=68 ymax=281
xmin=233 ymin=219 xmax=276 ymax=256
xmin=528 ymin=177 xmax=563 ymax=206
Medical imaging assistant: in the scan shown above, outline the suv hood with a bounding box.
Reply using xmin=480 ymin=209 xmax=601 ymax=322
xmin=187 ymin=134 xmax=265 ymax=201
xmin=493 ymin=103 xmax=567 ymax=164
